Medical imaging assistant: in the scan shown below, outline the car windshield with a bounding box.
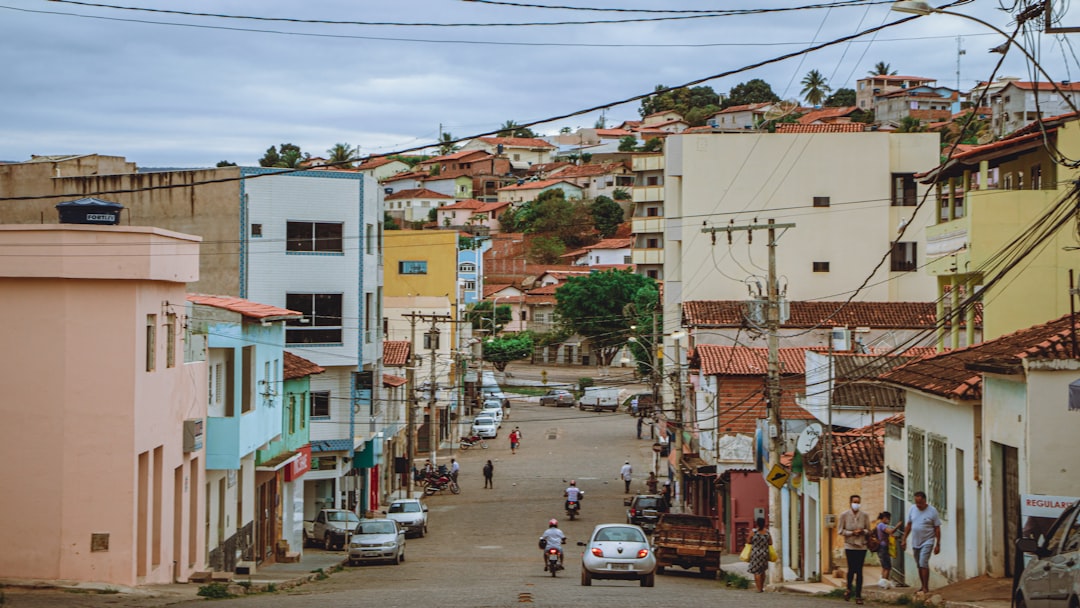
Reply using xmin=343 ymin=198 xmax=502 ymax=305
xmin=355 ymin=521 xmax=396 ymax=535
xmin=595 ymin=527 xmax=646 ymax=543
xmin=475 ymin=417 xmax=494 ymax=425
xmin=389 ymin=502 xmax=421 ymax=514
xmin=635 ymin=498 xmax=660 ymax=509
xmin=328 ymin=511 xmax=361 ymax=523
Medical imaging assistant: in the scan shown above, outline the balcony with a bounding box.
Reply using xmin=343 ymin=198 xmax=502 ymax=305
xmin=632 ymin=216 xmax=665 ymax=234
xmin=633 ymin=186 xmax=664 ymax=203
xmin=632 ymin=154 xmax=664 ymax=172
xmin=632 ymin=248 xmax=665 ymax=265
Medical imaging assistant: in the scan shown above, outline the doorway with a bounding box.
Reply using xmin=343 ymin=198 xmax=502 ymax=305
xmin=1000 ymin=443 xmax=1020 ymax=576
xmin=888 ymin=469 xmax=906 ymax=584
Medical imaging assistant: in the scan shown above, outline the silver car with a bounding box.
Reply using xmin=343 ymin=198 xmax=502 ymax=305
xmin=579 ymin=523 xmax=656 ymax=587
xmin=1016 ymin=500 xmax=1080 ymax=607
xmin=347 ymin=519 xmax=406 ymax=566
xmin=386 ymin=498 xmax=428 ymax=538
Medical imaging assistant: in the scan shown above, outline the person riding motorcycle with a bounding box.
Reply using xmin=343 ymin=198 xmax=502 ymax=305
xmin=564 ymin=480 xmax=584 ymax=512
xmin=539 ymin=518 xmax=566 ymax=570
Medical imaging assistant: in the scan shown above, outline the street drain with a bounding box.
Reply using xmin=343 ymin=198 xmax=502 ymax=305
xmin=546 ymin=427 xmax=559 ymax=440
xmin=518 ymin=592 xmax=534 ymax=602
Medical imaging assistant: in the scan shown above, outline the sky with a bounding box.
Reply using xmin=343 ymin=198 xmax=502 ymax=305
xmin=1 ymin=0 xmax=1077 ymax=167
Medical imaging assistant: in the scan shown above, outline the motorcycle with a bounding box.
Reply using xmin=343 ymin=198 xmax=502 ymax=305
xmin=460 ymin=435 xmax=489 ymax=450
xmin=546 ymin=547 xmax=563 ymax=576
xmin=423 ymin=474 xmax=461 ymax=496
xmin=566 ymin=500 xmax=580 ymax=520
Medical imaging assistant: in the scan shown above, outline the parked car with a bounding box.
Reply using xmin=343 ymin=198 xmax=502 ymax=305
xmin=579 ymin=386 xmax=620 ymax=412
xmin=480 ymin=406 xmax=504 ymax=426
xmin=347 ymin=519 xmax=406 ymax=565
xmin=578 ymin=523 xmax=656 ymax=587
xmin=624 ymin=494 xmax=666 ymax=533
xmin=540 ymin=389 xmax=575 ymax=407
xmin=385 ymin=498 xmax=428 ymax=538
xmin=1015 ymin=499 xmax=1080 ymax=607
xmin=304 ymin=508 xmax=361 ymax=550
xmin=472 ymin=416 xmax=498 ymax=438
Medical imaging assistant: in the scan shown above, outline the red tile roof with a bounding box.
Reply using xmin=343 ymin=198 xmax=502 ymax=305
xmin=525 ymin=294 xmax=557 ymax=305
xmin=425 ymin=149 xmax=489 ymax=163
xmin=384 ymin=188 xmax=453 ymax=201
xmin=861 ymin=75 xmax=936 ymax=82
xmin=381 ymin=170 xmax=427 ymax=184
xmin=1001 ymin=81 xmax=1080 ymax=92
xmin=822 ymin=432 xmax=884 ymax=478
xmin=714 ymin=103 xmax=772 ymax=115
xmin=528 ymin=283 xmax=561 ymax=295
xmin=695 ymin=344 xmax=809 ymax=375
xmin=798 ymin=106 xmax=858 ymax=124
xmin=683 ymin=301 xmax=948 ymax=329
xmin=383 ymin=340 xmax=411 ymax=367
xmin=382 ymin=373 xmax=408 ymax=388
xmin=596 ymin=128 xmax=633 ymax=137
xmin=187 ymin=294 xmax=302 ymax=321
xmin=283 ymin=351 xmax=325 ymax=380
xmin=356 ymin=156 xmax=401 ymax=170
xmin=879 ymin=313 xmax=1080 ymax=400
xmin=553 ymin=162 xmax=628 ymax=178
xmin=497 ymin=179 xmax=578 ymax=191
xmin=476 ymin=137 xmax=556 ymax=149
xmin=776 ymin=123 xmax=866 ymax=133
xmin=643 ymin=110 xmax=685 ymax=120
xmin=483 ymin=283 xmax=515 ymax=298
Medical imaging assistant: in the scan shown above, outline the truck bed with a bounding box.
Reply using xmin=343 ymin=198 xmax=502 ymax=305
xmin=651 ymin=514 xmax=724 ymax=577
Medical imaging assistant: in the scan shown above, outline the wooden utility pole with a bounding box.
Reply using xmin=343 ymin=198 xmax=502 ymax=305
xmin=403 ymin=312 xmax=453 ymax=468
xmin=703 ymin=218 xmax=794 ymax=584
xmin=405 ymin=312 xmax=418 ymax=499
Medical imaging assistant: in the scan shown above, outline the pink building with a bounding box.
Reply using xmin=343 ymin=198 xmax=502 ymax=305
xmin=0 ymin=221 xmax=206 ymax=586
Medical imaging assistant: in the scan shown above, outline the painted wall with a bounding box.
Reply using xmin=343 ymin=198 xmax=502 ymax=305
xmin=0 ymin=225 xmax=205 ymax=586
xmin=384 ymin=231 xmax=459 ymax=303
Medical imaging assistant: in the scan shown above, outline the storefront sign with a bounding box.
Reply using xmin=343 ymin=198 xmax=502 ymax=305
xmin=285 ymin=445 xmax=312 ymax=481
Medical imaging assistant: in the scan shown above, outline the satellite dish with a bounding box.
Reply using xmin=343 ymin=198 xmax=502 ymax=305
xmin=796 ymin=423 xmax=824 ymax=454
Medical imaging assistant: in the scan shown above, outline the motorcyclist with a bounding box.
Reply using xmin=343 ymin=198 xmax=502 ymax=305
xmin=540 ymin=518 xmax=566 ymax=570
xmin=564 ymin=480 xmax=583 ymax=512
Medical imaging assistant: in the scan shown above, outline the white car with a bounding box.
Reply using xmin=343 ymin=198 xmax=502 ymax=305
xmin=579 ymin=523 xmax=657 ymax=587
xmin=471 ymin=416 xmax=498 ymax=438
xmin=385 ymin=498 xmax=428 ymax=538
xmin=480 ymin=406 xmax=504 ymax=427
xmin=347 ymin=519 xmax=406 ymax=566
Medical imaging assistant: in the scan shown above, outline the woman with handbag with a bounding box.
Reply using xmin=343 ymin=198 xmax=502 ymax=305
xmin=746 ymin=517 xmax=772 ymax=592
xmin=838 ymin=494 xmax=871 ymax=604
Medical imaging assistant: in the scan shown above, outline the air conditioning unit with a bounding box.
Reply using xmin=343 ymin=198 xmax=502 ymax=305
xmin=831 ymin=327 xmax=851 ymax=352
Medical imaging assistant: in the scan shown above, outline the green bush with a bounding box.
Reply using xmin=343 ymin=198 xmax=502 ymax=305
xmin=196 ymin=582 xmax=235 ymax=599
xmin=722 ymin=571 xmax=750 ymax=588
xmin=578 ymin=377 xmax=594 ymax=392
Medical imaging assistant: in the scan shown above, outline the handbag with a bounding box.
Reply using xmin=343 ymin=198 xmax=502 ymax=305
xmin=768 ymin=545 xmax=778 ymax=562
xmin=739 ymin=543 xmax=752 ymax=562
xmin=867 ymin=532 xmax=880 ymax=553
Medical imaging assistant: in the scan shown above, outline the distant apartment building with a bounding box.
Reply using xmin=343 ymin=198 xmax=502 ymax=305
xmin=855 ymin=74 xmax=937 ymax=111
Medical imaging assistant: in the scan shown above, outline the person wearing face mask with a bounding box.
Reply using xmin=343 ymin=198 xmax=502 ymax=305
xmin=838 ymin=494 xmax=871 ymax=604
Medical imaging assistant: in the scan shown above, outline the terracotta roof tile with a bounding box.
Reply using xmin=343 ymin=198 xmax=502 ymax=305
xmin=879 ymin=313 xmax=1080 ymax=400
xmin=586 ymin=238 xmax=632 ymax=250
xmin=381 ymin=170 xmax=427 ymax=183
xmin=384 ymin=188 xmax=453 ymax=201
xmin=683 ymin=300 xmax=950 ymax=329
xmin=187 ymin=294 xmax=302 ymax=321
xmin=383 ymin=373 xmax=408 ymax=388
xmin=483 ymin=283 xmax=515 ymax=298
xmin=383 ymin=340 xmax=411 ymax=367
xmin=798 ymin=106 xmax=858 ymax=124
xmin=695 ymin=344 xmax=809 ymax=375
xmin=714 ymin=102 xmax=772 ymax=115
xmin=776 ymin=123 xmax=866 ymax=133
xmin=476 ymin=137 xmax=556 ymax=148
xmin=497 ymin=179 xmax=576 ymax=191
xmin=283 ymin=351 xmax=325 ymax=380
xmin=356 ymin=156 xmax=399 ymax=170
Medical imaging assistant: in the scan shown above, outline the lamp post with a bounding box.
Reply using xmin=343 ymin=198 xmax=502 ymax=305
xmin=669 ymin=330 xmax=686 ymax=511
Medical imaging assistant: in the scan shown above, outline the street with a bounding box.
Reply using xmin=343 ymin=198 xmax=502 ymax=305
xmin=1 ymin=396 xmax=841 ymax=608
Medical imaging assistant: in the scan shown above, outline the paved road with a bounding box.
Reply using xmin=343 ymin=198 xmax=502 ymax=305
xmin=2 ymin=398 xmax=842 ymax=608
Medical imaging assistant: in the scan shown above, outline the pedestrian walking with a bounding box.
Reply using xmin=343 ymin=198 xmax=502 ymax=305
xmin=747 ymin=517 xmax=772 ymax=592
xmin=483 ymin=460 xmax=494 ymax=488
xmin=838 ymin=494 xmax=871 ymax=604
xmin=902 ymin=490 xmax=942 ymax=597
xmin=646 ymin=471 xmax=659 ymax=494
xmin=875 ymin=511 xmax=897 ymax=588
xmin=450 ymin=458 xmax=460 ymax=483
xmin=619 ymin=461 xmax=633 ymax=493
xmin=636 ymin=416 xmax=643 ymax=439
xmin=509 ymin=428 xmax=520 ymax=454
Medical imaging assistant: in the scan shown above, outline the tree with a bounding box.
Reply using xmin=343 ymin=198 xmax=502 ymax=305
xmin=482 ymin=332 xmax=534 ymax=371
xmin=438 ymin=132 xmax=459 ymax=156
xmin=559 ymin=126 xmax=572 ymax=135
xmin=529 ymin=189 xmax=594 ymax=248
xmin=639 ymin=84 xmax=722 ymax=125
xmin=259 ymin=146 xmax=280 ymax=168
xmin=612 ymin=188 xmax=630 ymax=202
xmin=216 ymin=160 xmax=236 ymax=167
xmin=466 ymin=301 xmax=513 ymax=335
xmin=554 ymin=270 xmax=659 ymax=365
xmin=868 ymin=62 xmax=897 ymax=76
xmin=528 ymin=235 xmax=566 ymax=264
xmin=427 ymin=207 xmax=438 ymax=222
xmin=384 ymin=212 xmax=401 ymax=230
xmin=590 ymin=195 xmax=624 ymax=238
xmin=800 ymin=70 xmax=831 ymax=107
xmin=497 ymin=120 xmax=537 ymax=138
xmin=327 ymin=142 xmax=358 ymax=168
xmin=622 ymin=283 xmax=661 ymax=377
xmin=722 ymin=79 xmax=781 ymax=109
xmin=259 ymin=143 xmax=307 ymax=168
xmin=641 ymin=137 xmax=663 ymax=153
xmin=896 ymin=116 xmax=925 ymax=133
xmin=823 ymin=88 xmax=856 ymax=107
xmin=618 ymin=135 xmax=638 ymax=152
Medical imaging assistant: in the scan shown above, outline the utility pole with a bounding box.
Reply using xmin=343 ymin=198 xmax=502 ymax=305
xmin=405 ymin=312 xmax=418 ymax=499
xmin=651 ymin=302 xmax=660 ymax=440
xmin=403 ymin=312 xmax=452 ymax=472
xmin=703 ymin=218 xmax=794 ymax=585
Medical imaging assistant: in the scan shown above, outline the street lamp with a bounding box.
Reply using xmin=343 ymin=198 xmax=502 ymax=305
xmin=669 ymin=330 xmax=686 ymax=511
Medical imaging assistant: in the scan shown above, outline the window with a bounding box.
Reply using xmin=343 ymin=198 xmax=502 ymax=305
xmin=146 ymin=314 xmax=156 ymax=372
xmin=365 ymin=292 xmax=373 ymax=344
xmin=624 ymin=255 xmax=632 ymax=264
xmin=399 ymin=261 xmax=428 ymax=274
xmin=165 ymin=314 xmax=176 ymax=368
xmin=891 ymin=242 xmax=917 ymax=272
xmin=813 ymin=196 xmax=830 ymax=207
xmin=646 ymin=238 xmax=659 ymax=249
xmin=1030 ymin=164 xmax=1042 ymax=189
xmin=928 ymin=433 xmax=948 ymax=516
xmin=647 ymin=176 xmax=660 ymax=186
xmin=366 ymin=224 xmax=373 ymax=255
xmin=288 ymin=395 xmax=297 ymax=434
xmin=459 ymin=262 xmax=476 ymax=273
xmin=423 ymin=330 xmax=441 ymax=350
xmin=286 ymin=221 xmax=343 ymax=253
xmin=311 ymin=391 xmax=330 ymax=418
xmin=463 ymin=280 xmax=476 ymax=290
xmin=813 ymin=261 xmax=830 ymax=272
xmin=908 ymin=428 xmax=925 ymax=502
xmin=892 ymin=174 xmax=917 ymax=206
xmin=646 ymin=269 xmax=659 ymax=279
xmin=520 ymin=310 xmax=527 ymax=321
xmin=513 ymin=153 xmax=521 ymax=161
xmin=646 ymin=207 xmax=660 ymax=217
xmin=241 ymin=346 xmax=254 ymax=413
xmin=250 ymin=223 xmax=262 ymax=237
xmin=285 ymin=293 xmax=344 ymax=344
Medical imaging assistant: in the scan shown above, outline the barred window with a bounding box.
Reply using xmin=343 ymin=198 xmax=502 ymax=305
xmin=908 ymin=427 xmax=925 ymax=503
xmin=928 ymin=433 xmax=948 ymax=516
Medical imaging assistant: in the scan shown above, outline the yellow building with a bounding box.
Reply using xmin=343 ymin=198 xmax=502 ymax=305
xmin=921 ymin=114 xmax=1080 ymax=343
xmin=384 ymin=230 xmax=460 ymax=303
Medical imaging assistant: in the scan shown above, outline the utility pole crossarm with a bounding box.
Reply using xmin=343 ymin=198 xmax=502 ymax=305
xmin=701 ymin=222 xmax=796 ymax=234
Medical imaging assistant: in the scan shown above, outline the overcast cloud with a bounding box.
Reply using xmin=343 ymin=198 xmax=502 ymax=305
xmin=0 ymin=0 xmax=1072 ymax=167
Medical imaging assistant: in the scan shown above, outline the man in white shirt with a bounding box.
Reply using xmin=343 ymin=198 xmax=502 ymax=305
xmin=619 ymin=461 xmax=633 ymax=493
xmin=902 ymin=490 xmax=942 ymax=596
xmin=565 ymin=480 xmax=582 ymax=511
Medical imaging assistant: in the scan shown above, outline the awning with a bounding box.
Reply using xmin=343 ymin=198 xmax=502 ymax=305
xmin=680 ymin=454 xmax=716 ymax=476
xmin=256 ymin=449 xmax=302 ymax=472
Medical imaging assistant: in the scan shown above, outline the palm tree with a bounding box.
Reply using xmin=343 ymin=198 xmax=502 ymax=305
xmin=326 ymin=142 xmax=358 ymax=168
xmin=438 ymin=132 xmax=459 ymax=156
xmin=868 ymin=62 xmax=897 ymax=76
xmin=800 ymin=70 xmax=831 ymax=107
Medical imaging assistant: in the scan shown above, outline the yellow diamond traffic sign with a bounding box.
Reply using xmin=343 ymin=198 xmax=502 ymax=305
xmin=766 ymin=464 xmax=789 ymax=489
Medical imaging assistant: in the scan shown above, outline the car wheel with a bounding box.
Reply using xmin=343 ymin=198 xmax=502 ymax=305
xmin=656 ymin=565 xmax=666 ymax=574
xmin=393 ymin=550 xmax=402 ymax=565
xmin=419 ymin=525 xmax=426 ymax=538
xmin=1014 ymin=594 xmax=1027 ymax=608
xmin=641 ymin=573 xmax=655 ymax=587
xmin=324 ymin=534 xmax=334 ymax=551
xmin=581 ymin=568 xmax=592 ymax=586
xmin=349 ymin=559 xmax=357 ymax=567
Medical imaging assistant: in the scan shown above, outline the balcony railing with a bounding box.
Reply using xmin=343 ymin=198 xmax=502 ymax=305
xmin=631 ymin=248 xmax=665 ymax=265
xmin=631 ymin=154 xmax=664 ymax=172
xmin=633 ymin=186 xmax=664 ymax=203
xmin=632 ymin=216 xmax=665 ymax=234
